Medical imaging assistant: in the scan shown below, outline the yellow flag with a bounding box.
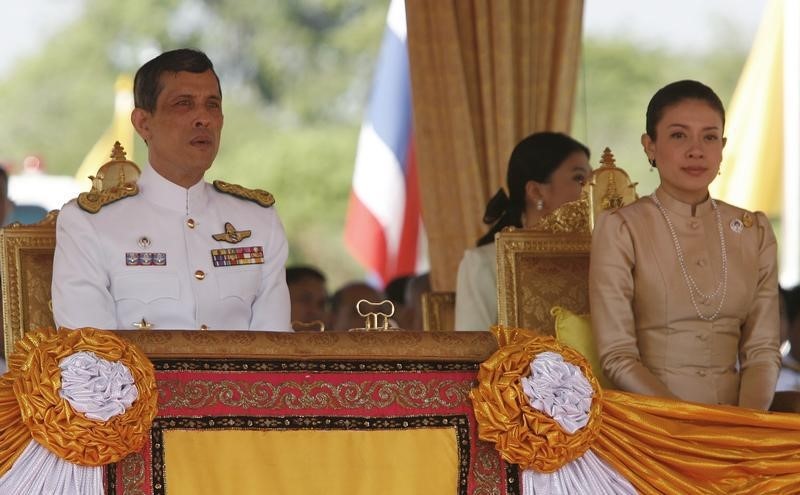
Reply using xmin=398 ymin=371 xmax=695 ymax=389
xmin=74 ymin=75 xmax=135 ymax=189
xmin=710 ymin=0 xmax=782 ymax=216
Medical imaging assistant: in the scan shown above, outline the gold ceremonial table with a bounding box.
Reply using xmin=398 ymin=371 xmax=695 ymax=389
xmin=105 ymin=330 xmax=516 ymax=495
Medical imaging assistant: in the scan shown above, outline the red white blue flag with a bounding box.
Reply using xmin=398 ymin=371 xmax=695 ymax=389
xmin=344 ymin=0 xmax=427 ymax=286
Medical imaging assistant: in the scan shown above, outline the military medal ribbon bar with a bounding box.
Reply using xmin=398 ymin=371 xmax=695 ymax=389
xmin=211 ymin=246 xmax=265 ymax=267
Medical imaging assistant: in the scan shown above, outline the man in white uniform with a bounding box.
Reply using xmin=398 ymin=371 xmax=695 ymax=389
xmin=52 ymin=48 xmax=291 ymax=331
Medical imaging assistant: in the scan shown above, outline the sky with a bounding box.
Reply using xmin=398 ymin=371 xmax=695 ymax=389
xmin=583 ymin=0 xmax=767 ymax=52
xmin=0 ymin=0 xmax=770 ymax=78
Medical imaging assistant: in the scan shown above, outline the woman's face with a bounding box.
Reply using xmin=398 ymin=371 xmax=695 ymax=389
xmin=535 ymin=150 xmax=591 ymax=213
xmin=642 ymin=98 xmax=726 ymax=204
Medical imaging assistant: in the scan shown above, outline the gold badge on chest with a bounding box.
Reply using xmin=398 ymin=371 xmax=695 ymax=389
xmin=212 ymin=222 xmax=252 ymax=244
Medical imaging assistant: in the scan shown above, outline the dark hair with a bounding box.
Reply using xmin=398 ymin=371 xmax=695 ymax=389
xmin=645 ymin=80 xmax=726 ymax=139
xmin=286 ymin=265 xmax=326 ymax=286
xmin=385 ymin=275 xmax=412 ymax=305
xmin=329 ymin=281 xmax=380 ymax=314
xmin=476 ymin=132 xmax=590 ymax=246
xmin=133 ymin=48 xmax=220 ymax=112
xmin=782 ymin=285 xmax=800 ymax=324
xmin=0 ymin=165 xmax=8 ymax=197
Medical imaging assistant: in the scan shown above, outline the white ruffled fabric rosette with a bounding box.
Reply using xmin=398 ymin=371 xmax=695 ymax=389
xmin=0 ymin=351 xmax=140 ymax=495
xmin=519 ymin=352 xmax=636 ymax=495
xmin=59 ymin=351 xmax=139 ymax=421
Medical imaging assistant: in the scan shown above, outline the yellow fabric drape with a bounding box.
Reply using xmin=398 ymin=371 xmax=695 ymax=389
xmin=406 ymin=0 xmax=584 ymax=290
xmin=597 ymin=392 xmax=800 ymax=495
xmin=0 ymin=374 xmax=28 ymax=477
xmin=473 ymin=328 xmax=800 ymax=494
xmin=709 ymin=0 xmax=783 ymax=216
xmin=0 ymin=328 xmax=158 ymax=476
xmin=163 ymin=428 xmax=458 ymax=495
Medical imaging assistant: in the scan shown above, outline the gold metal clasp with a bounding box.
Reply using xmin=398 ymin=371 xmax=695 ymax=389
xmin=350 ymin=299 xmax=398 ymax=332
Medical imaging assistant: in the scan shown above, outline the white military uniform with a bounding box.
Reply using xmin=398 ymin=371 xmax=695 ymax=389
xmin=52 ymin=165 xmax=291 ymax=331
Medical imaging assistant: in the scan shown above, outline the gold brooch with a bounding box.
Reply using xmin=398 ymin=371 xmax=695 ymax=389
xmin=212 ymin=222 xmax=252 ymax=244
xmin=742 ymin=212 xmax=754 ymax=228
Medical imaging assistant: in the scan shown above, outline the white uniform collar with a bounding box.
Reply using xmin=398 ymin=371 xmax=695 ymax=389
xmin=139 ymin=164 xmax=209 ymax=214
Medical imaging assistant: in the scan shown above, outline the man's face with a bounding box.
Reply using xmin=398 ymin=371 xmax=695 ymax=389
xmin=132 ymin=69 xmax=223 ymax=187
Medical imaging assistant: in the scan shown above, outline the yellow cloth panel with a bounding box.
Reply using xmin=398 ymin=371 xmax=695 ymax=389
xmin=164 ymin=428 xmax=458 ymax=495
xmin=551 ymin=306 xmax=614 ymax=390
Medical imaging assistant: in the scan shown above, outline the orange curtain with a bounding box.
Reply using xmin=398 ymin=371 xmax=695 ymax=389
xmin=406 ymin=0 xmax=584 ymax=290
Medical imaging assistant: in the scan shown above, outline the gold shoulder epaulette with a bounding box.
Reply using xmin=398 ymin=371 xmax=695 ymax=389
xmin=77 ymin=183 xmax=139 ymax=213
xmin=77 ymin=141 xmax=141 ymax=213
xmin=213 ymin=180 xmax=275 ymax=208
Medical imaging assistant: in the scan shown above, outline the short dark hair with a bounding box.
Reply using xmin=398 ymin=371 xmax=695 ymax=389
xmin=645 ymin=80 xmax=726 ymax=139
xmin=385 ymin=275 xmax=412 ymax=305
xmin=782 ymin=285 xmax=800 ymax=323
xmin=286 ymin=265 xmax=326 ymax=286
xmin=0 ymin=165 xmax=8 ymax=198
xmin=133 ymin=48 xmax=221 ymax=112
xmin=329 ymin=281 xmax=379 ymax=314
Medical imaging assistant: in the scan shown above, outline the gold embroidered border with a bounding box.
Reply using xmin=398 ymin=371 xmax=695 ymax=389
xmin=158 ymin=378 xmax=473 ymax=411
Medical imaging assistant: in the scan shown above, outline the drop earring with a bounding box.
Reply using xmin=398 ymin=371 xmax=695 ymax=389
xmin=535 ymin=199 xmax=544 ymax=211
xmin=648 ymin=158 xmax=656 ymax=171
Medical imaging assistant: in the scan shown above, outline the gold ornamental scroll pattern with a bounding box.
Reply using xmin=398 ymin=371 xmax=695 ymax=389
xmin=120 ymin=453 xmax=146 ymax=495
xmin=158 ymin=378 xmax=472 ymax=411
xmin=528 ymin=192 xmax=593 ymax=235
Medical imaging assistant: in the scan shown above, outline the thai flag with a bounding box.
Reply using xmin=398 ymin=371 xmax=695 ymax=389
xmin=344 ymin=0 xmax=426 ymax=286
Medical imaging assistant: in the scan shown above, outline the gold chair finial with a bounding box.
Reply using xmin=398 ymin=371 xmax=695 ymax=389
xmin=599 ymin=147 xmax=616 ymax=169
xmin=588 ymin=146 xmax=639 ymax=221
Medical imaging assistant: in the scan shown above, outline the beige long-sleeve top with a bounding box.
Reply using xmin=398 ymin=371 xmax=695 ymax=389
xmin=589 ymin=188 xmax=780 ymax=410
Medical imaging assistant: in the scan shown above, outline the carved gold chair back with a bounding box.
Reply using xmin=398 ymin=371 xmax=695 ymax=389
xmin=1 ymin=211 xmax=59 ymax=361
xmin=421 ymin=291 xmax=456 ymax=332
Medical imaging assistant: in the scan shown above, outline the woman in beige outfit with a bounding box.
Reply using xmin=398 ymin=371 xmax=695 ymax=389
xmin=590 ymin=80 xmax=780 ymax=410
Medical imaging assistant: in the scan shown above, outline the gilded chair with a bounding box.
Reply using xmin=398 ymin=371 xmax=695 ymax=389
xmin=421 ymin=291 xmax=456 ymax=331
xmin=495 ymin=195 xmax=592 ymax=335
xmin=1 ymin=211 xmax=59 ymax=361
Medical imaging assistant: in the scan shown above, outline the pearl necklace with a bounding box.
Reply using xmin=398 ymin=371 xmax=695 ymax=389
xmin=650 ymin=193 xmax=728 ymax=321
